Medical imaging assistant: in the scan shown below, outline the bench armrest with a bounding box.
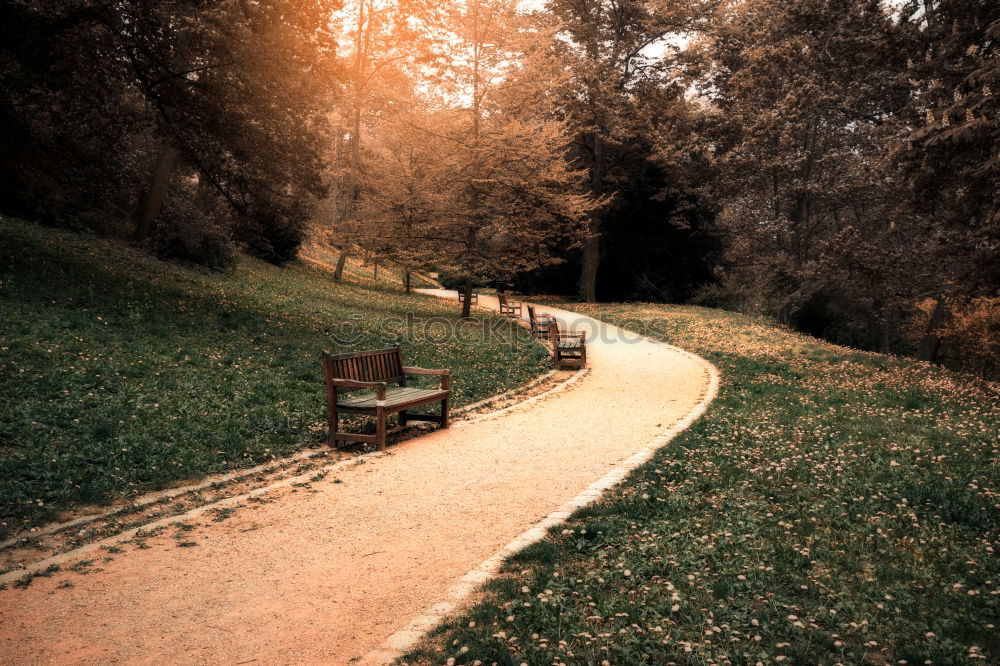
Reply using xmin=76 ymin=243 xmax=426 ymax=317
xmin=402 ymin=366 xmax=449 ymax=376
xmin=330 ymin=378 xmax=388 ymax=395
xmin=402 ymin=366 xmax=451 ymax=389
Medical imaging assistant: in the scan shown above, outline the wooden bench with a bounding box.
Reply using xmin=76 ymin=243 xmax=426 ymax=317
xmin=457 ymin=291 xmax=478 ymax=306
xmin=550 ymin=320 xmax=587 ymax=368
xmin=321 ymin=345 xmax=450 ymax=451
xmin=497 ymin=292 xmax=522 ymax=318
xmin=527 ymin=305 xmax=555 ymax=339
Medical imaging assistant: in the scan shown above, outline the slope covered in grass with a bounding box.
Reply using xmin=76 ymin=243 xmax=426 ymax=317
xmin=409 ymin=304 xmax=1000 ymax=666
xmin=297 ymin=235 xmax=439 ymax=291
xmin=0 ymin=218 xmax=547 ymax=529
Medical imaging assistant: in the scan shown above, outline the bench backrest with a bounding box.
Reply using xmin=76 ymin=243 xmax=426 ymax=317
xmin=322 ymin=346 xmax=405 ymax=392
xmin=498 ymin=292 xmax=509 ymax=306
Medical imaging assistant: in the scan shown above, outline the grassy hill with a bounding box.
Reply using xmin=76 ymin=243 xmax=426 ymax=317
xmin=0 ymin=218 xmax=547 ymax=529
xmin=409 ymin=303 xmax=1000 ymax=665
xmin=297 ymin=234 xmax=440 ymax=291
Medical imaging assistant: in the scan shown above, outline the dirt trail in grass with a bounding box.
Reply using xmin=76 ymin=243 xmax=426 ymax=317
xmin=0 ymin=294 xmax=711 ymax=665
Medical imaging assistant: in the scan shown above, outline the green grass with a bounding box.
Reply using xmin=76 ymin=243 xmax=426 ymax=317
xmin=406 ymin=304 xmax=1000 ymax=665
xmin=0 ymin=218 xmax=548 ymax=529
xmin=297 ymin=235 xmax=439 ymax=291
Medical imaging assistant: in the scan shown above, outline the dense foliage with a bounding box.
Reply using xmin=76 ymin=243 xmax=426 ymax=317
xmin=1 ymin=0 xmax=996 ymax=371
xmin=695 ymin=0 xmax=999 ymax=375
xmin=0 ymin=0 xmax=338 ymax=264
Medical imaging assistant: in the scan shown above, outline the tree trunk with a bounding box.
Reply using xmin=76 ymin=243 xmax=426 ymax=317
xmin=578 ymin=132 xmax=603 ymax=303
xmin=866 ymin=313 xmax=892 ymax=354
xmin=332 ymin=105 xmax=361 ymax=281
xmin=333 ymin=1 xmax=366 ymax=278
xmin=132 ymin=145 xmax=176 ymax=242
xmin=879 ymin=317 xmax=891 ymax=354
xmin=916 ymin=297 xmax=948 ymax=363
xmin=373 ymin=262 xmax=378 ymax=280
xmin=579 ymin=228 xmax=599 ymax=303
xmin=334 ymin=249 xmax=349 ymax=281
xmin=866 ymin=312 xmax=881 ymax=351
xmin=404 ymin=271 xmax=411 ymax=293
xmin=924 ymin=0 xmax=936 ymax=30
xmin=461 ymin=278 xmax=473 ymax=319
xmin=865 ymin=293 xmax=893 ymax=354
xmin=778 ymin=302 xmax=793 ymax=327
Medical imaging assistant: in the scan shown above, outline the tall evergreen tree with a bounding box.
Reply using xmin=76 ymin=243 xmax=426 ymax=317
xmin=538 ymin=0 xmax=716 ymax=301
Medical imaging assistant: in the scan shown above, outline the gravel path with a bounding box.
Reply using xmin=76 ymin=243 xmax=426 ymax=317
xmin=0 ymin=295 xmax=712 ymax=665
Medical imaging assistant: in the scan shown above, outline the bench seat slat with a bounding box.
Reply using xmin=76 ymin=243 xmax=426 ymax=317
xmin=338 ymin=386 xmax=448 ymax=411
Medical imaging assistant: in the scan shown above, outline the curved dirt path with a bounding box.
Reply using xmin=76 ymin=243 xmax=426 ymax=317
xmin=0 ymin=295 xmax=712 ymax=665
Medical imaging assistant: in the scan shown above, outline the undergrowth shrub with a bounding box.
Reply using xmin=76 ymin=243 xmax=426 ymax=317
xmin=939 ymin=296 xmax=1000 ymax=379
xmin=152 ymin=212 xmax=235 ymax=271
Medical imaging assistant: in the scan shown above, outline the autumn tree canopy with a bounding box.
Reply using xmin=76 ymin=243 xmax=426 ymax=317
xmin=356 ymin=0 xmax=597 ymax=317
xmin=0 ymin=0 xmax=997 ymax=374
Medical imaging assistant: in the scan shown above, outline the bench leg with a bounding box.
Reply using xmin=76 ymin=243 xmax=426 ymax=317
xmin=376 ymin=404 xmax=387 ymax=451
xmin=327 ymin=403 xmax=339 ymax=446
xmin=399 ymin=410 xmax=408 ymax=427
xmin=440 ymin=397 xmax=450 ymax=429
xmin=581 ymin=344 xmax=587 ymax=369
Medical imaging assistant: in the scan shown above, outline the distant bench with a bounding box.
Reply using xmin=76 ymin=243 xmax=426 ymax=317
xmin=497 ymin=292 xmax=522 ymax=318
xmin=527 ymin=305 xmax=555 ymax=339
xmin=550 ymin=319 xmax=587 ymax=368
xmin=321 ymin=345 xmax=450 ymax=451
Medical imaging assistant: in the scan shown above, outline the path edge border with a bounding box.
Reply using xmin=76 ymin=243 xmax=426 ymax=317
xmin=361 ymin=314 xmax=722 ymax=665
xmin=0 ymin=365 xmax=584 ymax=584
xmin=0 ymin=363 xmax=562 ymax=556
